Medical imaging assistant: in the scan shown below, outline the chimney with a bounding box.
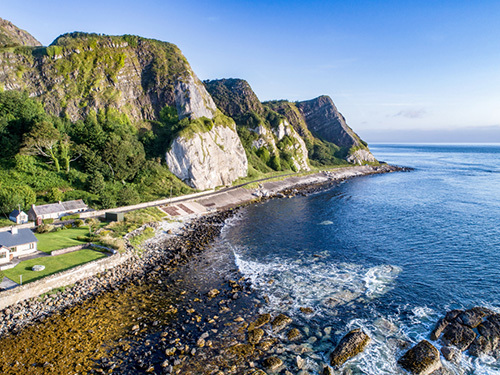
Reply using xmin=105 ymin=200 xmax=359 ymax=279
xmin=11 ymin=226 xmax=18 ymax=235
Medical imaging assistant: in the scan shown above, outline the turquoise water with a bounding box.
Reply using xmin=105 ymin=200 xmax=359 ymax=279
xmin=222 ymin=144 xmax=500 ymax=374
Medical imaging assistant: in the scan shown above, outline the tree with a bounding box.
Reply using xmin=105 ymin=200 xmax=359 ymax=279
xmin=88 ymin=171 xmax=106 ymax=195
xmin=0 ymin=185 xmax=36 ymax=213
xmin=23 ymin=120 xmax=61 ymax=172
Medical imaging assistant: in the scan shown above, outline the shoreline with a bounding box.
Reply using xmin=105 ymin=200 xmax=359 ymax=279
xmin=0 ymin=165 xmax=410 ymax=339
xmin=0 ymin=164 xmax=407 ymax=338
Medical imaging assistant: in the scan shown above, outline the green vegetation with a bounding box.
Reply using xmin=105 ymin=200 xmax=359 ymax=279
xmin=129 ymin=226 xmax=155 ymax=249
xmin=0 ymin=90 xmax=193 ymax=211
xmin=0 ymin=249 xmax=106 ymax=284
xmin=35 ymin=224 xmax=103 ymax=253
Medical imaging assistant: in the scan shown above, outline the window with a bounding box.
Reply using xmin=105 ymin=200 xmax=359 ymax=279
xmin=0 ymin=252 xmax=6 ymax=259
xmin=9 ymin=247 xmax=17 ymax=253
xmin=29 ymin=243 xmax=34 ymax=249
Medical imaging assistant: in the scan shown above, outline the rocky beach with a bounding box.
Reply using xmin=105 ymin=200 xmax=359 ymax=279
xmin=0 ymin=165 xmax=406 ymax=375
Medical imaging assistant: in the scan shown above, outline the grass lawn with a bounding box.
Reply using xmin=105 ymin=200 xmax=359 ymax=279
xmin=1 ymin=249 xmax=106 ymax=284
xmin=35 ymin=225 xmax=108 ymax=253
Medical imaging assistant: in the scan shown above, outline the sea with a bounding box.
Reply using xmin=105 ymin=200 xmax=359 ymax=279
xmin=218 ymin=143 xmax=500 ymax=374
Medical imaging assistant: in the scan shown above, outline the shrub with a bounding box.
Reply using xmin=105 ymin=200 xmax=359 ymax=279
xmin=36 ymin=223 xmax=54 ymax=233
xmin=42 ymin=218 xmax=54 ymax=224
xmin=73 ymin=219 xmax=84 ymax=227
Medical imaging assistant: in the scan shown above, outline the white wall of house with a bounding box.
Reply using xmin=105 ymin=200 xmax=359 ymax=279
xmin=0 ymin=249 xmax=9 ymax=265
xmin=12 ymin=242 xmax=37 ymax=254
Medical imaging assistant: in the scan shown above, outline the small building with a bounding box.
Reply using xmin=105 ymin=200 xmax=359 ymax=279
xmin=105 ymin=212 xmax=124 ymax=222
xmin=9 ymin=209 xmax=28 ymax=224
xmin=0 ymin=227 xmax=38 ymax=265
xmin=28 ymin=199 xmax=88 ymax=223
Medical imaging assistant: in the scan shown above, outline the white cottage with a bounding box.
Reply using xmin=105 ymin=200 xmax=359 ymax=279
xmin=9 ymin=209 xmax=28 ymax=224
xmin=0 ymin=227 xmax=38 ymax=264
xmin=28 ymin=199 xmax=88 ymax=224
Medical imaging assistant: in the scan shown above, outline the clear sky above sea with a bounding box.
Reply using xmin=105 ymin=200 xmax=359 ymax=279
xmin=2 ymin=0 xmax=500 ymax=143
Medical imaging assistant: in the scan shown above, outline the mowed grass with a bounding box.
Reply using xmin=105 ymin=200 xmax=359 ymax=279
xmin=35 ymin=226 xmax=93 ymax=253
xmin=1 ymin=249 xmax=106 ymax=284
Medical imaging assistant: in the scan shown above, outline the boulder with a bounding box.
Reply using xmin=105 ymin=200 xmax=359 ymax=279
xmin=440 ymin=346 xmax=460 ymax=362
xmin=456 ymin=307 xmax=492 ymax=328
xmin=441 ymin=321 xmax=476 ymax=351
xmin=478 ymin=320 xmax=500 ymax=341
xmin=262 ymin=356 xmax=283 ymax=371
xmin=271 ymin=314 xmax=293 ymax=332
xmin=430 ymin=319 xmax=449 ymax=341
xmin=468 ymin=336 xmax=495 ymax=357
xmin=398 ymin=340 xmax=442 ymax=375
xmin=249 ymin=313 xmax=271 ymax=330
xmin=248 ymin=328 xmax=264 ymax=344
xmin=329 ymin=328 xmax=370 ymax=368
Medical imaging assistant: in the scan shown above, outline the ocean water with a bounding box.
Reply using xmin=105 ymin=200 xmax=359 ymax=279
xmin=221 ymin=144 xmax=500 ymax=374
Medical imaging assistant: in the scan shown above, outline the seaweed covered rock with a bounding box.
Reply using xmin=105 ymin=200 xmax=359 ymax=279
xmin=329 ymin=328 xmax=370 ymax=368
xmin=398 ymin=340 xmax=441 ymax=375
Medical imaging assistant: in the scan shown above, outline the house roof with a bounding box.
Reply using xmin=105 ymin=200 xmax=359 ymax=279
xmin=9 ymin=209 xmax=26 ymax=217
xmin=32 ymin=199 xmax=88 ymax=216
xmin=0 ymin=228 xmax=38 ymax=247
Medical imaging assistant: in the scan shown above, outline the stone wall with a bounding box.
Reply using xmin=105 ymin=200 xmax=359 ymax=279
xmin=0 ymin=252 xmax=131 ymax=310
xmin=50 ymin=244 xmax=89 ymax=256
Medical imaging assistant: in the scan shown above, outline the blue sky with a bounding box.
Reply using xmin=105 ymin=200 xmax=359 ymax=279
xmin=2 ymin=0 xmax=500 ymax=142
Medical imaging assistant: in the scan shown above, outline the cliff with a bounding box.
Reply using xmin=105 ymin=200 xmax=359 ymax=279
xmin=0 ymin=18 xmax=41 ymax=48
xmin=205 ymin=78 xmax=310 ymax=172
xmin=266 ymin=97 xmax=377 ymax=164
xmin=0 ymin=29 xmax=247 ymax=189
xmin=0 ymin=19 xmax=376 ymax=201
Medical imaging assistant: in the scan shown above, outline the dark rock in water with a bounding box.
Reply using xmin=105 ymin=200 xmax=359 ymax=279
xmin=248 ymin=313 xmax=271 ymax=330
xmin=262 ymin=356 xmax=283 ymax=371
xmin=456 ymin=307 xmax=492 ymax=328
xmin=299 ymin=307 xmax=314 ymax=315
xmin=329 ymin=328 xmax=370 ymax=368
xmin=398 ymin=340 xmax=441 ymax=375
xmin=286 ymin=328 xmax=301 ymax=341
xmin=440 ymin=346 xmax=460 ymax=362
xmin=258 ymin=338 xmax=276 ymax=352
xmin=322 ymin=365 xmax=334 ymax=375
xmin=270 ymin=313 xmax=292 ymax=332
xmin=469 ymin=336 xmax=495 ymax=357
xmin=441 ymin=321 xmax=476 ymax=351
xmin=430 ymin=318 xmax=449 ymax=341
xmin=445 ymin=310 xmax=463 ymax=322
xmin=478 ymin=319 xmax=500 ymax=341
xmin=248 ymin=328 xmax=264 ymax=344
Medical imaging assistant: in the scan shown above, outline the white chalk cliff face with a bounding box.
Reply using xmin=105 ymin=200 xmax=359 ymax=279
xmin=347 ymin=149 xmax=377 ymax=165
xmin=166 ymin=72 xmax=248 ymax=190
xmin=166 ymin=123 xmax=248 ymax=190
xmin=175 ymin=74 xmax=217 ymax=120
xmin=274 ymin=120 xmax=310 ymax=172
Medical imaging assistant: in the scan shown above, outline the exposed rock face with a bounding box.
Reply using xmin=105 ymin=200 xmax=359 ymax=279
xmin=0 ymin=32 xmax=194 ymax=123
xmin=204 ymin=78 xmax=263 ymax=119
xmin=175 ymin=74 xmax=217 ymax=120
xmin=329 ymin=328 xmax=370 ymax=368
xmin=0 ymin=18 xmax=41 ymax=47
xmin=296 ymin=95 xmax=361 ymax=148
xmin=347 ymin=149 xmax=377 ymax=165
xmin=166 ymin=123 xmax=248 ymax=190
xmin=398 ymin=340 xmax=442 ymax=375
xmin=274 ymin=120 xmax=310 ymax=171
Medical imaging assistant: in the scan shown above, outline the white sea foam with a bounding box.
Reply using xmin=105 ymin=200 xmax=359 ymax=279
xmin=233 ymin=248 xmax=402 ymax=317
xmin=319 ymin=220 xmax=334 ymax=225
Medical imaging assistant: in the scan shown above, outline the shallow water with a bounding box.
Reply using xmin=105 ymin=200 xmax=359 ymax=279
xmin=221 ymin=144 xmax=500 ymax=374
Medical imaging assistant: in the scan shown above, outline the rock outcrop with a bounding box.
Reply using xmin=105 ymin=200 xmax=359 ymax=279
xmin=329 ymin=328 xmax=370 ymax=368
xmin=166 ymin=121 xmax=248 ymax=190
xmin=296 ymin=96 xmax=361 ymax=148
xmin=430 ymin=307 xmax=500 ymax=358
xmin=0 ymin=18 xmax=41 ymax=47
xmin=175 ymin=74 xmax=217 ymax=120
xmin=398 ymin=340 xmax=442 ymax=375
